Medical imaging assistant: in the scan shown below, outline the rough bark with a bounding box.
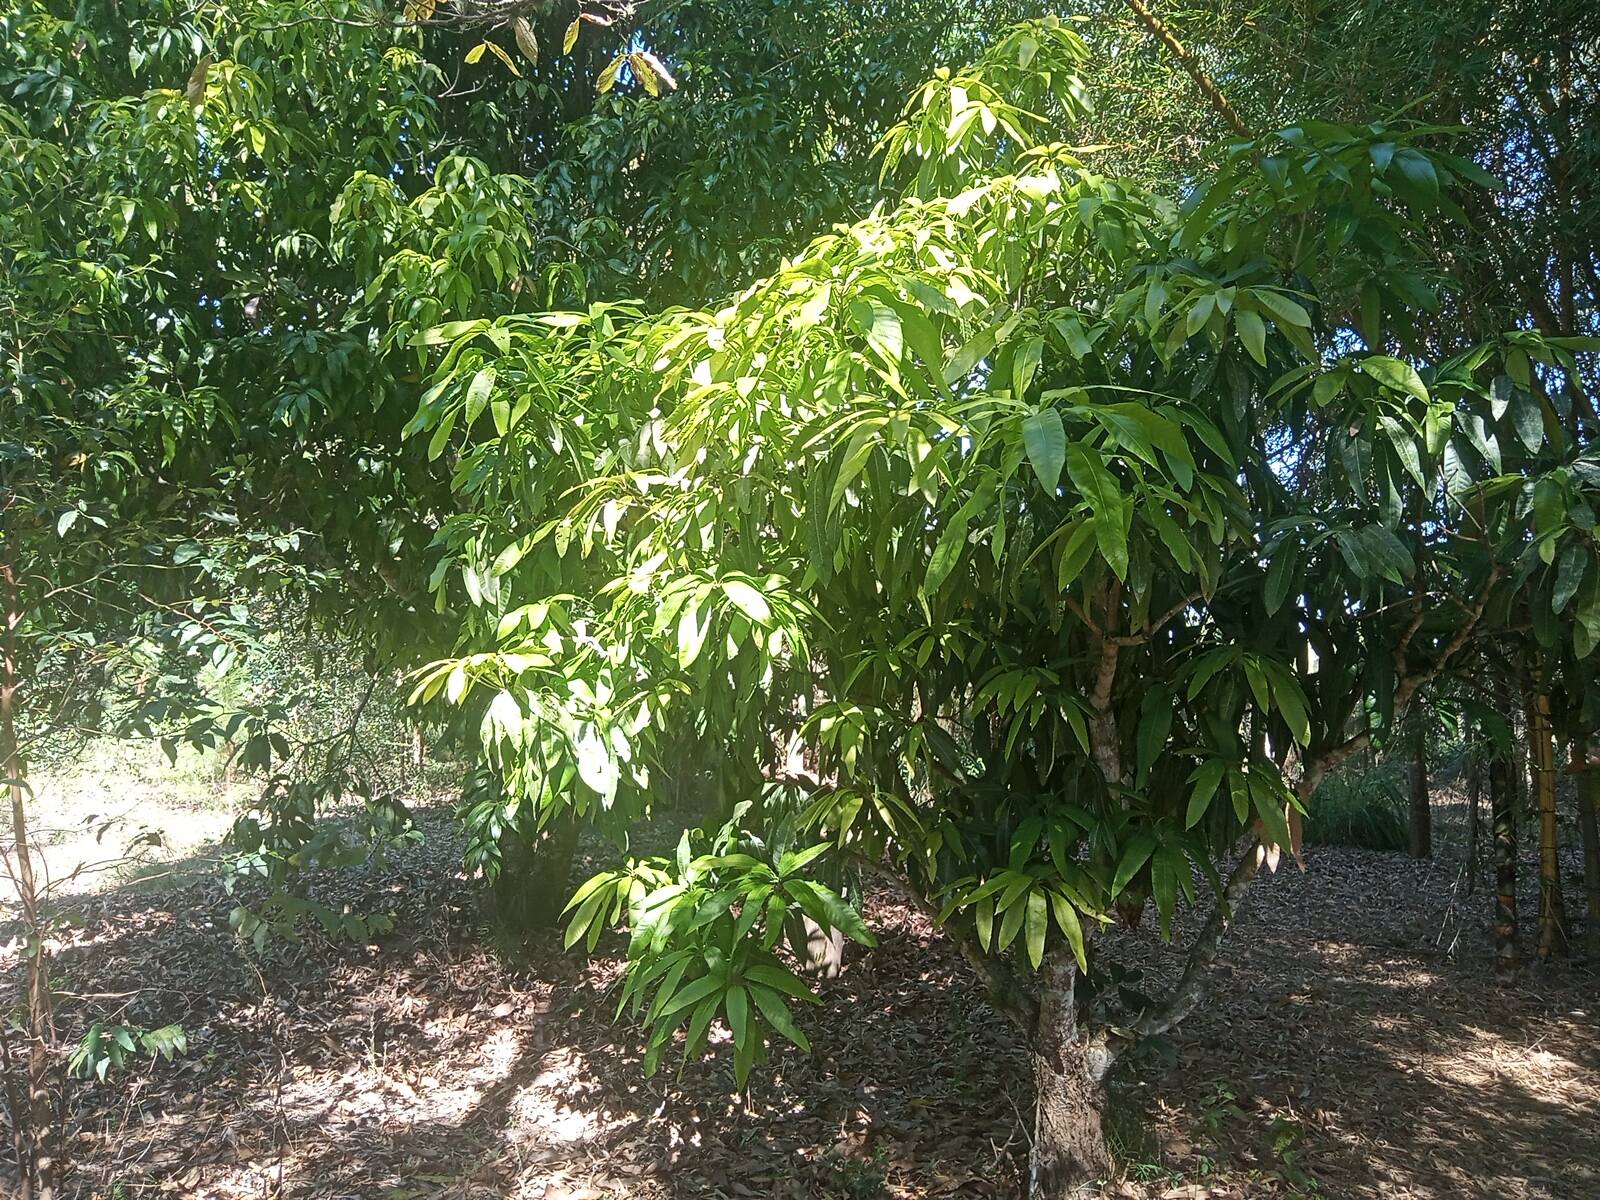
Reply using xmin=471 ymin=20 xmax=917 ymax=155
xmin=1491 ymin=740 xmax=1519 ymax=976
xmin=1408 ymin=720 xmax=1431 ymax=860
xmin=1028 ymin=950 xmax=1111 ymax=1199
xmin=1530 ymin=694 xmax=1568 ymax=959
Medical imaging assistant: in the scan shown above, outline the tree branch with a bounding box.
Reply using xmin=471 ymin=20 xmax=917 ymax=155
xmin=1123 ymin=0 xmax=1254 ymax=140
xmin=851 ymin=855 xmax=1040 ymax=1031
xmin=1129 ymin=834 xmax=1261 ymax=1042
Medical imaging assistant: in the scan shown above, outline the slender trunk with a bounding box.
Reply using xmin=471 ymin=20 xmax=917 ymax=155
xmin=1577 ymin=745 xmax=1600 ymax=962
xmin=1466 ymin=736 xmax=1482 ymax=895
xmin=1491 ymin=746 xmax=1518 ymax=976
xmin=410 ymin=723 xmax=425 ymax=771
xmin=1531 ymin=694 xmax=1568 ymax=959
xmin=1028 ymin=948 xmax=1112 ymax=1198
xmin=2 ymin=542 xmax=53 ymax=1199
xmin=1408 ymin=720 xmax=1431 ymax=859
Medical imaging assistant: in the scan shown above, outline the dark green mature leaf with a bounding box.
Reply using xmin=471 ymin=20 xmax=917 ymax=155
xmin=1554 ymin=544 xmax=1588 ymax=614
xmin=1022 ymin=408 xmax=1067 ymax=493
xmin=1265 ymin=539 xmax=1298 ymax=614
xmin=1510 ymin=392 xmax=1546 ymax=454
xmin=1112 ymin=832 xmax=1157 ymax=898
xmin=1066 ymin=443 xmax=1128 ymax=579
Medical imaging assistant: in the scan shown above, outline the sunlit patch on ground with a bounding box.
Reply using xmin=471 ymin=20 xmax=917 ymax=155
xmin=3 ymin=799 xmax=1596 ymax=1198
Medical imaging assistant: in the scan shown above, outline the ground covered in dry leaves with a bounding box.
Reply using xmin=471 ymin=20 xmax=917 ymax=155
xmin=12 ymin=805 xmax=1600 ymax=1200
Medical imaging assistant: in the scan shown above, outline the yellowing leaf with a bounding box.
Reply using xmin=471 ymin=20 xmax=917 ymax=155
xmin=185 ymin=54 xmax=212 ymax=108
xmin=628 ymin=53 xmax=658 ymax=97
xmin=563 ymin=17 xmax=581 ymax=54
xmin=512 ymin=17 xmax=538 ymax=65
xmin=596 ymin=53 xmax=625 ymax=94
xmin=484 ymin=40 xmax=522 ymax=76
xmin=403 ymin=0 xmax=438 ymax=21
xmin=464 ymin=42 xmax=488 ymax=64
xmin=633 ymin=48 xmax=677 ymax=94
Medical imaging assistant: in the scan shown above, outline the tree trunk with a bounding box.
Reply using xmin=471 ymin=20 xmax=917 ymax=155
xmin=1408 ymin=719 xmax=1431 ymax=859
xmin=799 ymin=916 xmax=845 ymax=978
xmin=1466 ymin=734 xmax=1482 ymax=894
xmin=1577 ymin=748 xmax=1600 ymax=962
xmin=1028 ymin=949 xmax=1112 ymax=1199
xmin=1531 ymin=694 xmax=1568 ymax=959
xmin=490 ymin=812 xmax=581 ymax=930
xmin=2 ymin=541 xmax=54 ymax=1199
xmin=1491 ymin=746 xmax=1518 ymax=976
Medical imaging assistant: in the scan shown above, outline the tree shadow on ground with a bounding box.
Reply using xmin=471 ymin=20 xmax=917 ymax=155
xmin=4 ymin=801 xmax=1596 ymax=1200
xmin=1117 ymin=831 xmax=1600 ymax=1200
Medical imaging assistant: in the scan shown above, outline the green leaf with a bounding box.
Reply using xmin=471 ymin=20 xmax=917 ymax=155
xmin=1021 ymin=408 xmax=1067 ymax=493
xmin=677 ymin=599 xmax=710 ymax=668
xmin=722 ymin=579 xmax=771 ymax=624
xmin=785 ymin=880 xmax=875 ymax=946
xmin=1135 ymin=687 xmax=1174 ymax=782
xmin=1249 ymin=772 xmax=1293 ymax=848
xmin=1553 ymin=544 xmax=1587 ymax=614
xmin=464 ymin=367 xmax=495 ymax=425
xmin=1056 ymin=521 xmax=1096 ymax=591
xmin=924 ymin=513 xmax=969 ymax=596
xmin=1066 ymin=443 xmax=1127 ymax=580
xmin=1012 ymin=336 xmax=1044 ymax=397
xmin=1048 ymin=891 xmax=1088 ymax=971
xmin=749 ymin=984 xmax=810 ymax=1051
xmin=1265 ymin=539 xmax=1298 ymax=614
xmin=1575 ymin=578 xmax=1600 ymax=659
xmin=724 ymin=984 xmax=750 ymax=1052
xmin=1510 ymin=392 xmax=1545 ymax=455
xmin=1361 ymin=355 xmax=1429 ymax=403
xmin=849 ymin=298 xmax=904 ymax=364
xmin=1235 ymin=309 xmax=1267 ymax=366
xmin=996 ymin=888 xmax=1027 ymax=951
xmin=1111 ymin=832 xmax=1156 ymax=898
xmin=1151 ymin=846 xmax=1180 ymax=939
xmin=1251 ymin=289 xmax=1312 ymax=329
xmin=974 ymin=895 xmax=994 ymax=950
xmin=1024 ymin=889 xmax=1047 ymax=969
xmin=1262 ymin=662 xmax=1311 ymax=747
xmin=1186 ymin=759 xmax=1226 ymax=828
xmin=1392 ymin=148 xmax=1439 ymax=201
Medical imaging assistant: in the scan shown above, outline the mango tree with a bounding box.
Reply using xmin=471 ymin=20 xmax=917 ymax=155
xmin=334 ymin=17 xmax=1567 ymax=1195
